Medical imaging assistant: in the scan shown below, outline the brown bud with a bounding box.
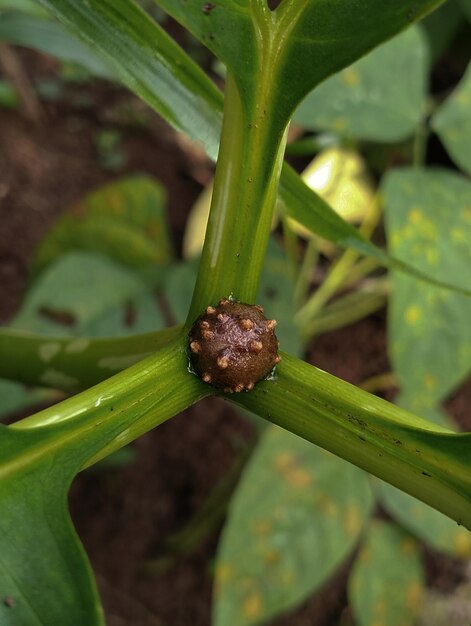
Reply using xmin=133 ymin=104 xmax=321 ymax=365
xmin=188 ymin=299 xmax=280 ymax=393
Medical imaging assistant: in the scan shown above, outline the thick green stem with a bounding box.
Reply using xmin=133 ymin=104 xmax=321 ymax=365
xmin=9 ymin=335 xmax=210 ymax=469
xmin=187 ymin=72 xmax=288 ymax=323
xmin=232 ymin=353 xmax=471 ymax=528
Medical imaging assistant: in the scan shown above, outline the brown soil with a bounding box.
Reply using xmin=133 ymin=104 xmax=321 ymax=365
xmin=1 ymin=49 xmax=470 ymax=626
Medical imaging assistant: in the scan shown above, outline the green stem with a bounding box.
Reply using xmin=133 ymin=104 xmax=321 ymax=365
xmin=342 ymin=256 xmax=382 ymax=288
xmin=281 ymin=213 xmax=300 ymax=282
xmin=360 ymin=372 xmax=398 ymax=394
xmin=295 ymin=194 xmax=382 ymax=328
xmin=232 ymin=354 xmax=471 ymax=528
xmin=302 ymin=285 xmax=388 ymax=340
xmin=9 ymin=335 xmax=210 ymax=469
xmin=294 ymin=238 xmax=319 ymax=307
xmin=187 ymin=72 xmax=288 ymax=323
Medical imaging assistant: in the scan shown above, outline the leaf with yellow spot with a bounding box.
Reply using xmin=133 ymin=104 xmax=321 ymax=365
xmin=294 ymin=26 xmax=428 ymax=142
xmin=432 ymin=62 xmax=471 ymax=176
xmin=378 ymin=481 xmax=471 ymax=558
xmin=349 ymin=520 xmax=424 ymax=626
xmin=213 ymin=425 xmax=373 ymax=626
xmin=30 ymin=175 xmax=173 ymax=284
xmin=383 ymin=168 xmax=471 ymax=412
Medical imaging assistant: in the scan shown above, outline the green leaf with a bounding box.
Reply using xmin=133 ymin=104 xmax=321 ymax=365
xmin=382 ymin=168 xmax=471 ymax=412
xmin=14 ymin=252 xmax=164 ymax=337
xmin=161 ymin=259 xmax=199 ymax=325
xmin=0 ymin=429 xmax=108 ymax=625
xmin=156 ymin=0 xmax=443 ymax=125
xmin=378 ymin=482 xmax=471 ymax=558
xmin=349 ymin=520 xmax=424 ymax=626
xmin=0 ymin=380 xmax=58 ymax=421
xmin=0 ymin=335 xmax=207 ymax=624
xmin=0 ymin=11 xmax=113 ymax=78
xmin=0 ymin=253 xmax=180 ymax=391
xmin=294 ymin=26 xmax=429 ymax=142
xmin=31 ymin=175 xmax=173 ymax=283
xmin=37 ymin=0 xmax=223 ymax=159
xmin=232 ymin=352 xmax=471 ymax=529
xmin=431 ymin=62 xmax=471 ymax=175
xmin=155 ymin=0 xmax=256 ymax=94
xmin=213 ymin=425 xmax=373 ymax=626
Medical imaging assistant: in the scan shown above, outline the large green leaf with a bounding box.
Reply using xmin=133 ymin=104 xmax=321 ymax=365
xmin=37 ymin=0 xmax=223 ymax=159
xmin=213 ymin=425 xmax=373 ymax=626
xmin=294 ymin=26 xmax=429 ymax=142
xmin=382 ymin=168 xmax=471 ymax=413
xmin=156 ymin=0 xmax=443 ymax=125
xmin=0 ymin=335 xmax=208 ymax=625
xmin=0 ymin=11 xmax=113 ymax=78
xmin=0 ymin=253 xmax=172 ymax=391
xmin=30 ymin=175 xmax=173 ymax=283
xmin=349 ymin=520 xmax=424 ymax=626
xmin=232 ymin=353 xmax=471 ymax=529
xmin=14 ymin=252 xmax=163 ymax=336
xmin=431 ymin=62 xmax=471 ymax=176
xmin=378 ymin=482 xmax=471 ymax=557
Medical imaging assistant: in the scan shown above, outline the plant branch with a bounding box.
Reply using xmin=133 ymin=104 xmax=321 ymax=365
xmin=231 ymin=353 xmax=471 ymax=529
xmin=9 ymin=334 xmax=210 ymax=469
xmin=187 ymin=72 xmax=288 ymax=321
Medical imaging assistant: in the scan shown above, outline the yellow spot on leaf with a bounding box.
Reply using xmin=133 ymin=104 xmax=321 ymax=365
xmin=343 ymin=503 xmax=361 ymax=536
xmin=358 ymin=547 xmax=370 ymax=563
xmin=425 ymin=248 xmax=438 ymax=265
xmin=342 ymin=68 xmax=359 ymax=87
xmin=65 ymin=338 xmax=90 ymax=353
xmin=451 ymin=228 xmax=466 ymax=244
xmin=215 ymin=564 xmax=233 ymax=584
xmin=316 ymin=494 xmax=338 ymax=517
xmin=408 ymin=208 xmax=423 ymax=224
xmin=264 ymin=549 xmax=280 ymax=565
xmin=280 ymin=568 xmax=295 ymax=585
xmin=39 ymin=342 xmax=61 ymax=363
xmin=455 ymin=530 xmax=471 ymax=557
xmin=243 ymin=592 xmax=262 ymax=618
xmin=405 ymin=305 xmax=422 ymax=324
xmin=423 ymin=374 xmax=437 ymax=390
xmin=401 ymin=537 xmax=416 ymax=555
xmin=406 ymin=581 xmax=423 ymax=610
xmin=332 ymin=117 xmax=347 ymax=132
xmin=274 ymin=453 xmax=312 ymax=488
xmin=255 ymin=520 xmax=271 ymax=536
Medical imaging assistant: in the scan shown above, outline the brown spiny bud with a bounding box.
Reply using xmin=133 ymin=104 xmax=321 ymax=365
xmin=188 ymin=299 xmax=280 ymax=393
